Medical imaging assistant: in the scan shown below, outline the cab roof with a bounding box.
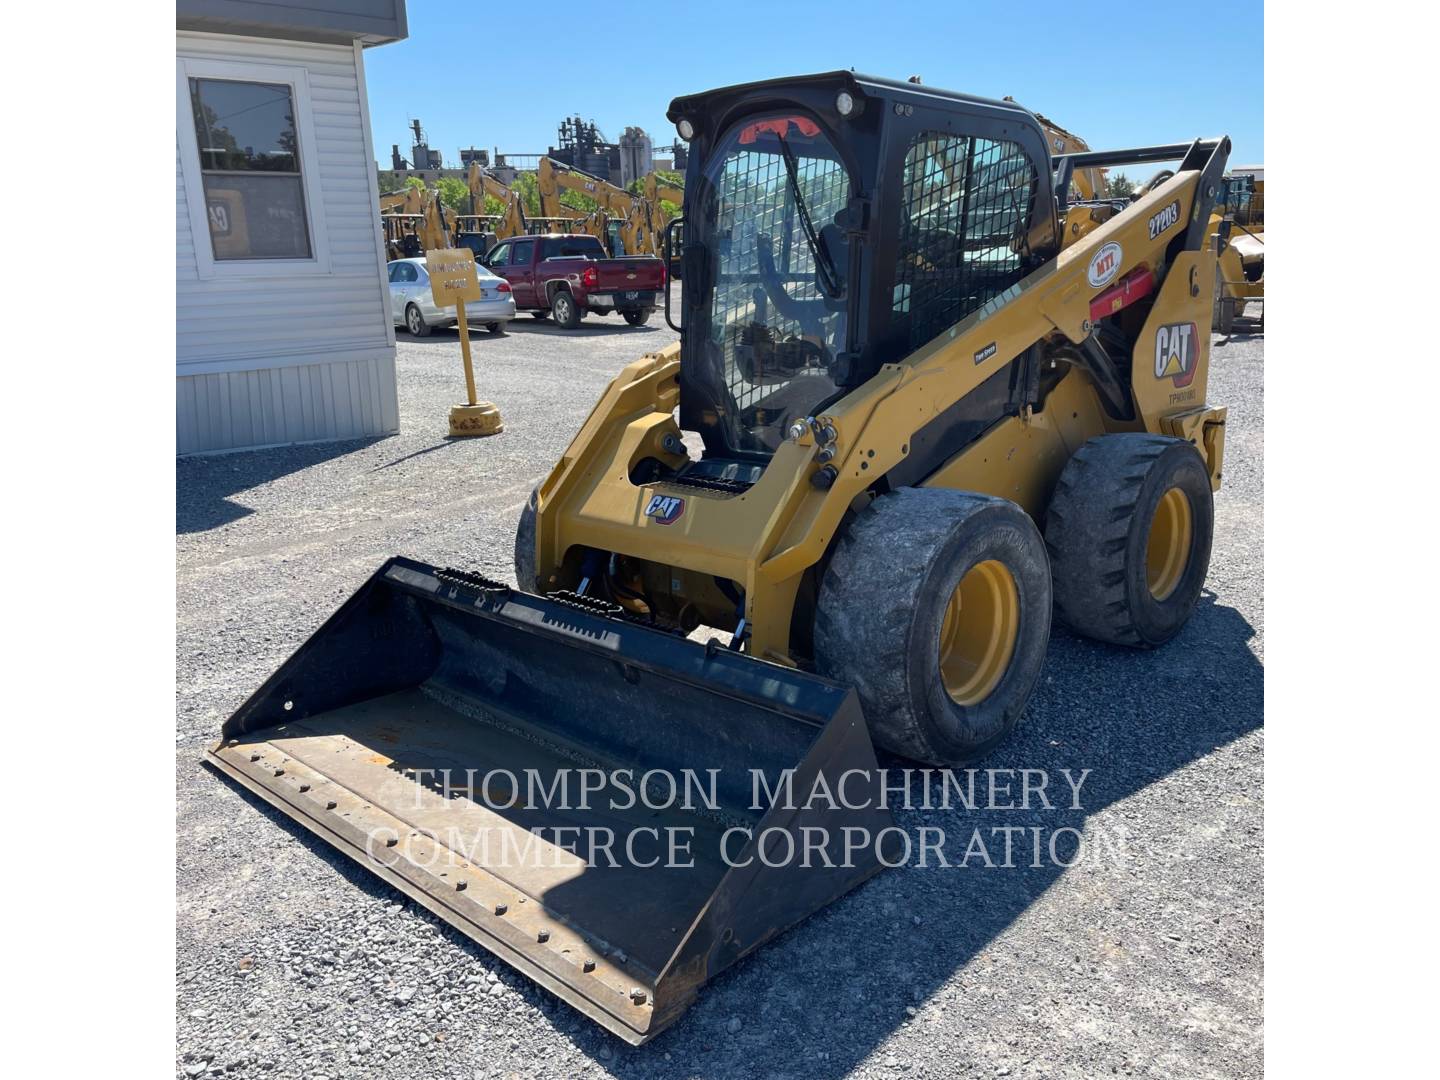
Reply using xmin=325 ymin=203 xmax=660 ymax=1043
xmin=667 ymin=70 xmax=1039 ymax=126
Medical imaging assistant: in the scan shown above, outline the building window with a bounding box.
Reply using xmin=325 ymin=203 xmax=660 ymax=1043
xmin=891 ymin=133 xmax=1036 ymax=352
xmin=189 ymin=78 xmax=312 ymax=260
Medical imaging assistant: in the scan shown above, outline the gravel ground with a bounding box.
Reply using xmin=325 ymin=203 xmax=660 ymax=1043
xmin=176 ymin=311 xmax=1263 ymax=1079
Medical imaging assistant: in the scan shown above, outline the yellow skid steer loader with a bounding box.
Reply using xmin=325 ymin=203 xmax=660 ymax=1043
xmin=210 ymin=72 xmax=1230 ymax=1044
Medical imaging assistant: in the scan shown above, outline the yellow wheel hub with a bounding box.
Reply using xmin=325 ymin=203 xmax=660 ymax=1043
xmin=1146 ymin=487 xmax=1193 ymax=600
xmin=939 ymin=560 xmax=1020 ymax=707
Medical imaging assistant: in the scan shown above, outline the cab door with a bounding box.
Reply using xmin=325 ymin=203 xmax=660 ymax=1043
xmin=506 ymin=238 xmax=538 ymax=307
xmin=388 ymin=261 xmax=419 ymax=324
xmin=484 ymin=241 xmax=514 ymax=297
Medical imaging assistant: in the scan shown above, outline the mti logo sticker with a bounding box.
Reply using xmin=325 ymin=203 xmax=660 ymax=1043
xmin=1087 ymin=242 xmax=1123 ymax=287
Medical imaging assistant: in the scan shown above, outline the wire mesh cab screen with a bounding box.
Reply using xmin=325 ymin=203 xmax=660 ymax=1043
xmin=891 ymin=133 xmax=1037 ymax=354
xmin=694 ymin=113 xmax=852 ymax=455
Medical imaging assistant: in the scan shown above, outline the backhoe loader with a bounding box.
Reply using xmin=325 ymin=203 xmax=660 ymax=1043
xmin=380 ymin=185 xmax=455 ymax=257
xmin=211 ymin=72 xmax=1230 ymax=1045
xmin=380 ymin=185 xmax=427 ymax=258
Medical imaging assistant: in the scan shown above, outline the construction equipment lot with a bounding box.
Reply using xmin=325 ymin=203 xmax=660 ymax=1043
xmin=176 ymin=313 xmax=1263 ymax=1079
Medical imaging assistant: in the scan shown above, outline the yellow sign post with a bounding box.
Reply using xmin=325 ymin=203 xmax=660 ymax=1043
xmin=425 ymin=248 xmax=504 ymax=437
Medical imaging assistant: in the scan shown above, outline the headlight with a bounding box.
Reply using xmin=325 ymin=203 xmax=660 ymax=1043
xmin=676 ymin=118 xmax=695 ymax=141
xmin=835 ymin=91 xmax=856 ymax=117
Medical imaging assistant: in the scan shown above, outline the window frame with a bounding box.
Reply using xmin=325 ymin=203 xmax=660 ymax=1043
xmin=866 ymin=99 xmax=1050 ymax=368
xmin=176 ymin=57 xmax=331 ymax=279
xmin=888 ymin=130 xmax=1037 ymax=354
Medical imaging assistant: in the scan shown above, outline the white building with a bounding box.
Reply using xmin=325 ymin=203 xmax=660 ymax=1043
xmin=176 ymin=1 xmax=407 ymax=454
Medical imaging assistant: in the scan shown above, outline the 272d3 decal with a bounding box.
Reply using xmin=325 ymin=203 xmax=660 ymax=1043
xmin=1148 ymin=199 xmax=1181 ymax=240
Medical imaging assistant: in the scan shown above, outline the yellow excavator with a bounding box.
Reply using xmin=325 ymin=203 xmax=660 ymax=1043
xmin=1016 ymin=102 xmax=1108 ymax=200
xmin=380 ymin=184 xmax=454 ymax=258
xmin=379 ymin=185 xmax=425 ymax=259
xmin=214 ymin=72 xmax=1232 ymax=1045
xmin=457 ymin=162 xmax=530 ymax=248
xmin=643 ymin=171 xmax=684 ymax=210
xmin=539 ymin=157 xmax=655 ymax=257
xmin=641 ymin=171 xmax=684 ymax=271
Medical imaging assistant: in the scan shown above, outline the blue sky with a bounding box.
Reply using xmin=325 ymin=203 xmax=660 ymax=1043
xmin=365 ymin=0 xmax=1263 ymax=170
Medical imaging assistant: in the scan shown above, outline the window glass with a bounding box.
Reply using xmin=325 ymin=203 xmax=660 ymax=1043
xmin=546 ymin=236 xmax=606 ymax=259
xmin=189 ymin=77 xmax=312 ymax=260
xmin=388 ymin=262 xmax=400 ymax=282
xmin=511 ymin=240 xmax=535 ymax=264
xmin=396 ymin=262 xmax=418 ymax=283
xmin=488 ymin=244 xmax=511 ymax=267
xmin=891 ymin=133 xmax=1036 ymax=352
xmin=694 ymin=113 xmax=851 ymax=455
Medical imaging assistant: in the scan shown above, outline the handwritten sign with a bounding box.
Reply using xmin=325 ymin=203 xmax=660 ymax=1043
xmin=425 ymin=248 xmax=483 ymax=307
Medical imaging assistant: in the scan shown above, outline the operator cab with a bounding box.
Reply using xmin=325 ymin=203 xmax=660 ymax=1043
xmin=664 ymin=71 xmax=1058 ymax=472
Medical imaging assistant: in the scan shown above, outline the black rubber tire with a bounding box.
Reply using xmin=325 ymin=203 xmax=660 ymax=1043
xmin=623 ymin=309 xmax=651 ymax=327
xmin=405 ymin=303 xmax=431 ymax=337
xmin=513 ymin=486 xmax=540 ymax=593
xmin=813 ymin=488 xmax=1052 ymax=767
xmin=530 ymin=310 xmax=549 ymax=321
xmin=486 ymin=322 xmax=504 ymax=335
xmin=1045 ymin=434 xmax=1214 ymax=648
xmin=551 ymin=290 xmax=581 ymax=330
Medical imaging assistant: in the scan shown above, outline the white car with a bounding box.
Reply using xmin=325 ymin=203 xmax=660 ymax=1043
xmin=388 ymin=257 xmax=516 ymax=337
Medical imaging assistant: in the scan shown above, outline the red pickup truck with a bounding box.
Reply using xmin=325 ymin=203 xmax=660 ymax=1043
xmin=480 ymin=233 xmax=666 ymax=330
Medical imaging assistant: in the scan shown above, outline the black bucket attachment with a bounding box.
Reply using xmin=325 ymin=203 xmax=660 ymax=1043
xmin=208 ymin=557 xmax=894 ymax=1044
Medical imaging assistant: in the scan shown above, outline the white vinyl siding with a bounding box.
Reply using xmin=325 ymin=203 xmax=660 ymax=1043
xmin=176 ymin=351 xmax=397 ymax=453
xmin=177 ymin=31 xmax=397 ymax=454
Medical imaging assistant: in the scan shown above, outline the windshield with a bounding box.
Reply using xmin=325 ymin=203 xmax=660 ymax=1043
xmin=544 ymin=235 xmax=607 ymax=259
xmin=692 ymin=113 xmax=852 ymax=455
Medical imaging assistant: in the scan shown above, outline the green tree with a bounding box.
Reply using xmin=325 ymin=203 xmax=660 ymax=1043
xmin=1105 ymin=172 xmax=1136 ymax=198
xmin=628 ymin=168 xmax=684 ymax=196
xmin=559 ymin=189 xmax=599 ymax=214
xmin=482 ymin=195 xmax=507 ymax=217
xmin=510 ymin=172 xmax=542 ymax=215
xmin=404 ymin=175 xmax=426 ymax=193
xmin=436 ymin=176 xmax=469 ymax=212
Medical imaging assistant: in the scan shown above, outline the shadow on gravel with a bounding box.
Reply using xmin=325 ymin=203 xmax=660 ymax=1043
xmin=177 ymin=436 xmax=386 ymax=534
xmin=1213 ymin=332 xmax=1264 ymax=349
xmin=501 ymin=319 xmax=663 ymax=339
xmin=371 ymin=440 xmax=466 ymax=471
xmin=395 ymin=327 xmax=512 ymax=346
xmin=625 ymin=591 xmax=1264 ymax=1075
xmin=394 ymin=320 xmax=659 ymax=345
xmin=202 ymin=589 xmax=1262 ymax=1075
